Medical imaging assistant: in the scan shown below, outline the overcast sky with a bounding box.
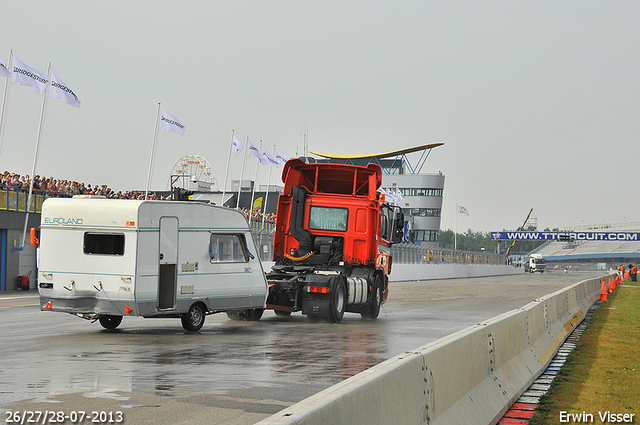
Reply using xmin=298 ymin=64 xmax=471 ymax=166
xmin=1 ymin=1 xmax=638 ymax=232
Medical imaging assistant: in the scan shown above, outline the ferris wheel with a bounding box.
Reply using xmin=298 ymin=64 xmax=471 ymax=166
xmin=167 ymin=155 xmax=217 ymax=191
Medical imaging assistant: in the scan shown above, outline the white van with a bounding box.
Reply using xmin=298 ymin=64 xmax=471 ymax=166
xmin=37 ymin=198 xmax=268 ymax=331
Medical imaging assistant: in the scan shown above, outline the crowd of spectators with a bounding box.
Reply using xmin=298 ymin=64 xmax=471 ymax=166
xmin=1 ymin=171 xmax=277 ymax=224
xmin=0 ymin=171 xmax=162 ymax=200
xmin=238 ymin=207 xmax=276 ymax=224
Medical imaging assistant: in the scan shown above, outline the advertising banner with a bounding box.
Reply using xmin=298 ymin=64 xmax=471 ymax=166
xmin=491 ymin=231 xmax=640 ymax=241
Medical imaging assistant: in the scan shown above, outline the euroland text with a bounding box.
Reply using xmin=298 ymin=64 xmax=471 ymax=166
xmin=559 ymin=410 xmax=635 ymax=423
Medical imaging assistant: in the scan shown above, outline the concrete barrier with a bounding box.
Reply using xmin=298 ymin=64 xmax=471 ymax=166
xmin=255 ymin=276 xmax=603 ymax=425
xmin=390 ymin=263 xmax=522 ymax=281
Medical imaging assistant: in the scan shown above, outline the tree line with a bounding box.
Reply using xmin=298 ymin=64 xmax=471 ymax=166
xmin=438 ymin=229 xmax=548 ymax=254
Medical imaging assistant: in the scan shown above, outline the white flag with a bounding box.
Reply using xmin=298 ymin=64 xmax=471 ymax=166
xmin=378 ymin=187 xmax=397 ymax=205
xmin=231 ymin=135 xmax=244 ymax=156
xmin=49 ymin=68 xmax=81 ymax=108
xmin=11 ymin=54 xmax=48 ymax=94
xmin=457 ymin=204 xmax=469 ymax=216
xmin=274 ymin=148 xmax=290 ymax=167
xmin=395 ymin=188 xmax=405 ymax=204
xmin=0 ymin=59 xmax=9 ymax=78
xmin=261 ymin=146 xmax=279 ymax=167
xmin=247 ymin=139 xmax=267 ymax=164
xmin=158 ymin=107 xmax=185 ymax=135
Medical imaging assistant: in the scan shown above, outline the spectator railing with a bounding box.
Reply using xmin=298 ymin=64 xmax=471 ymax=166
xmin=0 ymin=189 xmax=52 ymax=213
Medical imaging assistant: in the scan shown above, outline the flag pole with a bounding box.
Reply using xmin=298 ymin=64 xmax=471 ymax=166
xmin=221 ymin=130 xmax=234 ymax=207
xmin=0 ymin=50 xmax=13 ymax=160
xmin=260 ymin=145 xmax=275 ymax=233
xmin=248 ymin=140 xmax=263 ymax=218
xmin=145 ymin=103 xmax=161 ymax=200
xmin=20 ymin=62 xmax=51 ymax=249
xmin=455 ymin=204 xmax=458 ymax=250
xmin=236 ymin=136 xmax=248 ymax=209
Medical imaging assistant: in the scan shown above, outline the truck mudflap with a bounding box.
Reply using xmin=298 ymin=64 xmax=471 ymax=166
xmin=301 ymin=274 xmax=346 ymax=323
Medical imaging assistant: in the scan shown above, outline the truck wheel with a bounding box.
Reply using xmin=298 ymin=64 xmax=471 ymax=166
xmin=99 ymin=315 xmax=122 ymax=330
xmin=182 ymin=303 xmax=206 ymax=331
xmin=328 ymin=278 xmax=346 ymax=323
xmin=246 ymin=308 xmax=264 ymax=321
xmin=361 ymin=275 xmax=383 ymax=319
xmin=226 ymin=311 xmax=243 ymax=321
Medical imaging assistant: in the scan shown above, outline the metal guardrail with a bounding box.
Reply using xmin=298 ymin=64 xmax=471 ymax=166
xmin=1 ymin=195 xmax=504 ymax=266
xmin=390 ymin=242 xmax=508 ymax=265
xmin=250 ymin=232 xmax=508 ymax=266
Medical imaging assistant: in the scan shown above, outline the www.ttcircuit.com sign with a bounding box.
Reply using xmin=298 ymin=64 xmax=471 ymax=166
xmin=491 ymin=232 xmax=640 ymax=241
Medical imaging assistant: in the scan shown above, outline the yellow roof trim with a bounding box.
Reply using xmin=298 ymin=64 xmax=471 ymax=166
xmin=308 ymin=143 xmax=444 ymax=160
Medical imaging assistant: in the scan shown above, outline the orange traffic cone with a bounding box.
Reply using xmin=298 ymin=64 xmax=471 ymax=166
xmin=624 ymin=271 xmax=629 ymax=282
xmin=608 ymin=277 xmax=615 ymax=294
xmin=599 ymin=279 xmax=608 ymax=302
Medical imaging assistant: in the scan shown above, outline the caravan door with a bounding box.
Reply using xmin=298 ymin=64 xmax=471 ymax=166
xmin=158 ymin=216 xmax=178 ymax=309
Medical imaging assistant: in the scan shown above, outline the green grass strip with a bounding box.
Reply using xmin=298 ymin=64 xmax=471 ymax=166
xmin=530 ymin=279 xmax=640 ymax=424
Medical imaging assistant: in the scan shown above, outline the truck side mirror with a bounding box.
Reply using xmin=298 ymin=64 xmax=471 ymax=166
xmin=393 ymin=212 xmax=404 ymax=242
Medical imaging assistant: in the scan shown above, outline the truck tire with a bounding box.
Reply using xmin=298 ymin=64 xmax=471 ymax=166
xmin=226 ymin=311 xmax=242 ymax=321
xmin=328 ymin=278 xmax=346 ymax=323
xmin=361 ymin=275 xmax=383 ymax=319
xmin=246 ymin=308 xmax=264 ymax=321
xmin=227 ymin=308 xmax=263 ymax=321
xmin=99 ymin=315 xmax=123 ymax=330
xmin=182 ymin=303 xmax=206 ymax=331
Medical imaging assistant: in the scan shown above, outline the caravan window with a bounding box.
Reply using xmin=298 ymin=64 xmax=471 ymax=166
xmin=209 ymin=234 xmax=248 ymax=263
xmin=84 ymin=233 xmax=125 ymax=256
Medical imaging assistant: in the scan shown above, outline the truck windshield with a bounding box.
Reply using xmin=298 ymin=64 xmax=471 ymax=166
xmin=308 ymin=206 xmax=348 ymax=232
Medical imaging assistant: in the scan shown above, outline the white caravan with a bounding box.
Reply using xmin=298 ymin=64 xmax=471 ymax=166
xmin=37 ymin=198 xmax=268 ymax=331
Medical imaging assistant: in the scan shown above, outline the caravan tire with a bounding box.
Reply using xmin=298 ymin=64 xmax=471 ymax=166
xmin=99 ymin=315 xmax=123 ymax=330
xmin=182 ymin=303 xmax=206 ymax=331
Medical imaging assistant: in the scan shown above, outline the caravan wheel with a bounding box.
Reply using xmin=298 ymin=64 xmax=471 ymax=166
xmin=99 ymin=315 xmax=123 ymax=330
xmin=182 ymin=303 xmax=206 ymax=331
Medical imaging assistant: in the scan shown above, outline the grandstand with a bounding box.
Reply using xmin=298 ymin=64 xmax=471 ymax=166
xmin=532 ymin=239 xmax=640 ymax=268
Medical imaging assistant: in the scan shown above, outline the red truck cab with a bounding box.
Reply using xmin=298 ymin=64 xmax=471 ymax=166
xmin=266 ymin=159 xmax=402 ymax=323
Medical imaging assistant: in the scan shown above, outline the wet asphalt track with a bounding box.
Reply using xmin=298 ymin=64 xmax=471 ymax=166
xmin=0 ymin=270 xmax=605 ymax=425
